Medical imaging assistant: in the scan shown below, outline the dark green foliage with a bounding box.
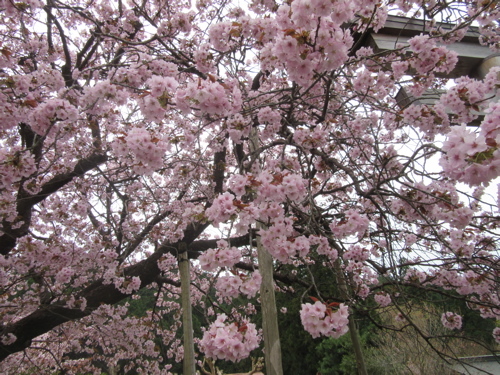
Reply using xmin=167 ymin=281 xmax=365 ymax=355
xmin=316 ymin=334 xmax=357 ymax=375
xmin=272 ymin=286 xmax=326 ymax=375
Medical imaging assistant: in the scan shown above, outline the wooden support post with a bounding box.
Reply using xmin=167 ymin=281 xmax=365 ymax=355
xmin=179 ymin=244 xmax=196 ymax=375
xmin=250 ymin=127 xmax=283 ymax=375
xmin=256 ymin=226 xmax=284 ymax=375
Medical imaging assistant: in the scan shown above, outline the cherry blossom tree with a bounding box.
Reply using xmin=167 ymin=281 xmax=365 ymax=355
xmin=0 ymin=0 xmax=499 ymax=374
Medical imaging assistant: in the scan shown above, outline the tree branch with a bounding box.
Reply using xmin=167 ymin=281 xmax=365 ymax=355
xmin=0 ymin=152 xmax=107 ymax=256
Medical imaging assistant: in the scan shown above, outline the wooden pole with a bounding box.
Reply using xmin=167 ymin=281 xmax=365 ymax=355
xmin=256 ymin=227 xmax=284 ymax=375
xmin=250 ymin=127 xmax=284 ymax=375
xmin=179 ymin=244 xmax=196 ymax=375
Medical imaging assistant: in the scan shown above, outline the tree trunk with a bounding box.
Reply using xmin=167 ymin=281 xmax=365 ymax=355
xmin=335 ymin=260 xmax=368 ymax=375
xmin=348 ymin=318 xmax=368 ymax=375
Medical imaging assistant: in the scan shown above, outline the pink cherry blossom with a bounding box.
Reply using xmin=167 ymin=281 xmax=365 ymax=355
xmin=441 ymin=312 xmax=463 ymax=330
xmin=199 ymin=314 xmax=260 ymax=362
xmin=300 ymin=301 xmax=349 ymax=339
xmin=330 ymin=209 xmax=369 ymax=239
xmin=1 ymin=0 xmax=499 ymax=372
xmin=374 ymin=293 xmax=391 ymax=307
xmin=493 ymin=328 xmax=500 ymax=344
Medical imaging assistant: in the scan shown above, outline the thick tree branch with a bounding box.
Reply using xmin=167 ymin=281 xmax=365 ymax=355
xmin=0 ymin=153 xmax=107 ymax=256
xmin=0 ymin=227 xmax=248 ymax=361
xmin=213 ymin=148 xmax=226 ymax=195
xmin=0 ymin=142 xmax=232 ymax=359
xmin=44 ymin=2 xmax=73 ymax=87
xmin=187 ymin=233 xmax=251 ymax=256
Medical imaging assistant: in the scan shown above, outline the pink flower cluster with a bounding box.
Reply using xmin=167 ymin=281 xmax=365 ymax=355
xmin=344 ymin=261 xmax=378 ymax=299
xmin=374 ymin=292 xmax=391 ymax=307
xmin=216 ymin=275 xmax=243 ymax=298
xmin=404 ymin=268 xmax=427 ymax=284
xmin=0 ymin=147 xmax=36 ymax=196
xmin=209 ymin=22 xmax=238 ymax=52
xmin=209 ymin=171 xmax=307 ymax=231
xmin=343 ymin=244 xmax=370 ymax=263
xmin=80 ymin=80 xmax=127 ymax=116
xmin=226 ymin=114 xmax=251 ymax=144
xmin=176 ymin=80 xmax=236 ymax=116
xmin=139 ymin=75 xmax=179 ymax=123
xmin=239 ymin=271 xmax=262 ymax=298
xmin=439 ymin=67 xmax=500 ymax=185
xmin=215 ymin=271 xmax=261 ymax=298
xmin=390 ymin=181 xmax=474 ymax=229
xmin=0 ymin=333 xmax=16 ymax=346
xmin=228 ymin=171 xmax=308 ymax=205
xmin=193 ymin=43 xmax=214 ymax=74
xmin=293 ymin=126 xmax=329 ymax=149
xmin=198 ymin=240 xmax=241 ymax=272
xmin=199 ymin=314 xmax=260 ymax=362
xmin=103 ymin=262 xmax=141 ymax=294
xmin=255 ymin=171 xmax=308 ymax=203
xmin=55 ymin=266 xmax=74 ymax=285
xmin=28 ymin=98 xmax=78 ymax=135
xmin=268 ymin=17 xmax=352 ymax=85
xmin=256 ymin=0 xmax=374 ymax=86
xmin=310 ymin=235 xmax=338 ymax=261
xmin=258 ymin=107 xmax=281 ymax=140
xmin=440 ymin=124 xmax=500 ymax=186
xmin=205 ymin=192 xmax=237 ymax=226
xmin=228 ymin=174 xmax=250 ymax=197
xmin=158 ymin=11 xmax=193 ymax=35
xmin=114 ymin=128 xmax=169 ymax=175
xmin=493 ymin=327 xmax=500 ymax=344
xmin=114 ymin=276 xmax=141 ymax=295
xmin=408 ymin=34 xmax=458 ymax=75
xmin=391 ymin=60 xmax=408 ymax=80
xmin=260 ymin=224 xmax=310 ymax=263
xmin=300 ymin=301 xmax=349 ymax=339
xmin=429 ymin=268 xmax=495 ymax=300
xmin=402 ymin=102 xmax=450 ymax=137
xmin=146 ymin=75 xmax=178 ymax=99
xmin=330 ymin=209 xmax=369 ymax=239
xmin=481 ymin=102 xmax=500 ymax=145
xmin=440 ymin=77 xmax=489 ymax=125
xmin=441 ymin=312 xmax=462 ymax=330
